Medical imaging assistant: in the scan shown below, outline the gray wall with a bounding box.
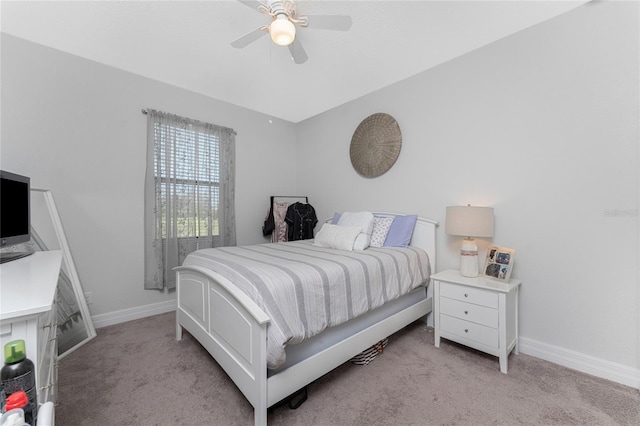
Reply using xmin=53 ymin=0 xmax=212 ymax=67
xmin=1 ymin=34 xmax=299 ymax=317
xmin=1 ymin=1 xmax=637 ymax=376
xmin=296 ymin=1 xmax=639 ymax=370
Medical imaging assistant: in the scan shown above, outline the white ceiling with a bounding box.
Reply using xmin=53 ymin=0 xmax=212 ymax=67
xmin=1 ymin=0 xmax=587 ymax=123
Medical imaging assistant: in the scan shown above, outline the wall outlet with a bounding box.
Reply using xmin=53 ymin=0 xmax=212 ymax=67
xmin=84 ymin=292 xmax=93 ymax=305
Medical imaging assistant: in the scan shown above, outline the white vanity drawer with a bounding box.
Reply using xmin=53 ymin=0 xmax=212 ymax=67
xmin=440 ymin=314 xmax=498 ymax=349
xmin=440 ymin=282 xmax=498 ymax=309
xmin=440 ymin=297 xmax=498 ymax=328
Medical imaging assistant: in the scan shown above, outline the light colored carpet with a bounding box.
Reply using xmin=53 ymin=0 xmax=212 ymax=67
xmin=56 ymin=312 xmax=639 ymax=425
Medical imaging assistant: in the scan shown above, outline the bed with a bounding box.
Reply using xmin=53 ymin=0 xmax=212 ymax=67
xmin=175 ymin=213 xmax=437 ymax=425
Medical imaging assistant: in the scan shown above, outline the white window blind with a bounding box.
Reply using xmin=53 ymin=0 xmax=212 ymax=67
xmin=154 ymin=122 xmax=220 ymax=238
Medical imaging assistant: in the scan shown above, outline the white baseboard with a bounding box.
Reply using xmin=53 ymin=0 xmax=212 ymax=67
xmin=91 ymin=299 xmax=176 ymax=329
xmin=90 ymin=303 xmax=639 ymax=391
xmin=519 ymin=336 xmax=640 ymax=390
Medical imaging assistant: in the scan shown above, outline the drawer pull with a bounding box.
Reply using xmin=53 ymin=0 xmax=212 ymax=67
xmin=464 ymin=311 xmax=468 ymax=315
xmin=464 ymin=293 xmax=468 ymax=298
xmin=464 ymin=329 xmax=469 ymax=333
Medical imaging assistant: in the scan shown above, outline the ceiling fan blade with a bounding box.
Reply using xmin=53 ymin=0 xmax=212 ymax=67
xmin=236 ymin=1 xmax=266 ymax=11
xmin=304 ymin=15 xmax=352 ymax=31
xmin=231 ymin=27 xmax=268 ymax=48
xmin=288 ymin=37 xmax=308 ymax=64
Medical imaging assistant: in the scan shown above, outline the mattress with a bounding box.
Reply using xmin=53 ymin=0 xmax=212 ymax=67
xmin=182 ymin=240 xmax=430 ymax=368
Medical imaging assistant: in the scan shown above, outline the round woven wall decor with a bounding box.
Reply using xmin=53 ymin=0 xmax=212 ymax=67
xmin=350 ymin=113 xmax=402 ymax=178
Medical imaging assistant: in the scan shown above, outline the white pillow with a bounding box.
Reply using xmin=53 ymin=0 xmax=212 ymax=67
xmin=337 ymin=211 xmax=375 ymax=250
xmin=370 ymin=216 xmax=394 ymax=248
xmin=313 ymin=224 xmax=361 ymax=251
xmin=353 ymin=234 xmax=371 ymax=251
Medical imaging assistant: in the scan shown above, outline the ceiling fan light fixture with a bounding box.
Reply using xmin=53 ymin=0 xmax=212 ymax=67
xmin=270 ymin=15 xmax=296 ymax=46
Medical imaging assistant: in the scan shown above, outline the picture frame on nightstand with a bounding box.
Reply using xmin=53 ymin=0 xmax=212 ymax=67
xmin=483 ymin=246 xmax=515 ymax=283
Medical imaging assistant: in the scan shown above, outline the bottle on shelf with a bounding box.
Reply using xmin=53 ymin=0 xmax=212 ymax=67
xmin=0 ymin=341 xmax=36 ymax=425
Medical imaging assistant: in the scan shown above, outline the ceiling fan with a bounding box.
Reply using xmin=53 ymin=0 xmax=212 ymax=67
xmin=231 ymin=0 xmax=353 ymax=64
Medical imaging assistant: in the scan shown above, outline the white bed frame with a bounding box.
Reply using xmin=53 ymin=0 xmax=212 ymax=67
xmin=175 ymin=214 xmax=438 ymax=425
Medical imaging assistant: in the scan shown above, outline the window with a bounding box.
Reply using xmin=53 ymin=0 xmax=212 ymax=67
xmin=154 ymin=122 xmax=220 ymax=238
xmin=144 ymin=109 xmax=236 ymax=290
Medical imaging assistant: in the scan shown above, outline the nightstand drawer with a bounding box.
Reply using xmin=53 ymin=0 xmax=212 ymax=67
xmin=440 ymin=297 xmax=498 ymax=328
xmin=440 ymin=314 xmax=498 ymax=348
xmin=440 ymin=282 xmax=498 ymax=309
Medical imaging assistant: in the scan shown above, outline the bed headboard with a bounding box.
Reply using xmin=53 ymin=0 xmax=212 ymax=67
xmin=376 ymin=212 xmax=438 ymax=271
xmin=324 ymin=212 xmax=438 ymax=271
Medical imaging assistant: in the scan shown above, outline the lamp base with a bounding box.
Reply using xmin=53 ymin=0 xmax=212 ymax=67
xmin=459 ymin=238 xmax=479 ymax=278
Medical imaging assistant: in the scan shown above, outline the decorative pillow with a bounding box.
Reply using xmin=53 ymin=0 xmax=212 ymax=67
xmin=331 ymin=212 xmax=341 ymax=224
xmin=353 ymin=234 xmax=371 ymax=251
xmin=383 ymin=215 xmax=418 ymax=248
xmin=313 ymin=224 xmax=361 ymax=251
xmin=370 ymin=216 xmax=394 ymax=248
xmin=337 ymin=211 xmax=375 ymax=233
xmin=337 ymin=211 xmax=375 ymax=251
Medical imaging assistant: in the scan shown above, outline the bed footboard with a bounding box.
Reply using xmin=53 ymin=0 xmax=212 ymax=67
xmin=176 ymin=264 xmax=432 ymax=426
xmin=175 ymin=265 xmax=270 ymax=425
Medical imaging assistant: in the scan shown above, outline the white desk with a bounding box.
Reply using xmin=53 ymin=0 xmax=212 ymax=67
xmin=1 ymin=250 xmax=62 ymax=410
xmin=1 ymin=251 xmax=62 ymax=320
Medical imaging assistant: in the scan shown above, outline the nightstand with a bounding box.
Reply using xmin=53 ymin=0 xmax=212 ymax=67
xmin=432 ymin=269 xmax=521 ymax=374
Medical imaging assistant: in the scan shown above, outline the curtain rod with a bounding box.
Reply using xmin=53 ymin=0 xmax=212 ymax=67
xmin=141 ymin=109 xmax=237 ymax=135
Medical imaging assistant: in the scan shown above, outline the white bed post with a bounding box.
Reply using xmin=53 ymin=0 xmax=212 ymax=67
xmin=175 ymin=269 xmax=184 ymax=341
xmin=255 ymin=324 xmax=268 ymax=426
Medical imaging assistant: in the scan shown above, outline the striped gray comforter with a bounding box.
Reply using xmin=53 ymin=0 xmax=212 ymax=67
xmin=182 ymin=240 xmax=431 ymax=368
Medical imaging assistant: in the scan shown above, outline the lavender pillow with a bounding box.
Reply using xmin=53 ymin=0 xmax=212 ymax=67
xmin=383 ymin=215 xmax=418 ymax=247
xmin=331 ymin=212 xmax=341 ymax=224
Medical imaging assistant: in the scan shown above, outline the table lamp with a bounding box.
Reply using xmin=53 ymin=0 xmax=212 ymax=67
xmin=445 ymin=205 xmax=494 ymax=278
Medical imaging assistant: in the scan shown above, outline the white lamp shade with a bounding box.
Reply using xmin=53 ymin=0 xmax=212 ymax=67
xmin=445 ymin=206 xmax=494 ymax=238
xmin=270 ymin=15 xmax=296 ymax=46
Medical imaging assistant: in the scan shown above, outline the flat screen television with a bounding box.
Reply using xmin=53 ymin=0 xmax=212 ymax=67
xmin=0 ymin=170 xmax=33 ymax=263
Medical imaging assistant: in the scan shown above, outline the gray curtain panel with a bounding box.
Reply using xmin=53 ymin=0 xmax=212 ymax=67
xmin=144 ymin=109 xmax=236 ymax=290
